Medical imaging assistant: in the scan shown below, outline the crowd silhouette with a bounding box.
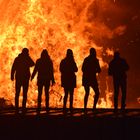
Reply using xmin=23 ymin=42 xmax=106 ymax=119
xmin=10 ymin=47 xmax=129 ymax=115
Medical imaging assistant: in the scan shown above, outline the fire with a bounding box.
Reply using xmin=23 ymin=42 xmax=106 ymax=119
xmin=137 ymin=98 xmax=140 ymax=104
xmin=0 ymin=0 xmax=122 ymax=108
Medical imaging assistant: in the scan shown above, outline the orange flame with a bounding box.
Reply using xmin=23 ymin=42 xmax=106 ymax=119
xmin=0 ymin=0 xmax=122 ymax=108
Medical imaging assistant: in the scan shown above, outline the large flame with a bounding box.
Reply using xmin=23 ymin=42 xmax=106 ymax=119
xmin=0 ymin=0 xmax=125 ymax=108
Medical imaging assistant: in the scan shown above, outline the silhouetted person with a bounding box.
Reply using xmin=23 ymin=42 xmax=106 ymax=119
xmin=31 ymin=49 xmax=55 ymax=115
xmin=11 ymin=48 xmax=34 ymax=114
xmin=60 ymin=49 xmax=78 ymax=114
xmin=108 ymin=51 xmax=129 ymax=112
xmin=82 ymin=48 xmax=101 ymax=113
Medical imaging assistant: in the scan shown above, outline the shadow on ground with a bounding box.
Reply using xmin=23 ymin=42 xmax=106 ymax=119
xmin=0 ymin=108 xmax=140 ymax=140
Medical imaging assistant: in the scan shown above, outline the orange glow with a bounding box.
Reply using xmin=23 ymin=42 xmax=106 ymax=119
xmin=0 ymin=0 xmax=121 ymax=108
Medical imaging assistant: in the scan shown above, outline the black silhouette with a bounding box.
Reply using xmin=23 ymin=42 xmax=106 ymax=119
xmin=11 ymin=48 xmax=34 ymax=114
xmin=31 ymin=49 xmax=55 ymax=115
xmin=60 ymin=49 xmax=78 ymax=114
xmin=82 ymin=48 xmax=101 ymax=112
xmin=108 ymin=51 xmax=129 ymax=112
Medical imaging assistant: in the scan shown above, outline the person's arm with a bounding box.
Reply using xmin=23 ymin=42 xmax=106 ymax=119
xmin=11 ymin=59 xmax=16 ymax=81
xmin=124 ymin=59 xmax=129 ymax=71
xmin=59 ymin=60 xmax=64 ymax=73
xmin=82 ymin=59 xmax=86 ymax=73
xmin=50 ymin=61 xmax=55 ymax=85
xmin=31 ymin=61 xmax=38 ymax=81
xmin=74 ymin=62 xmax=78 ymax=72
xmin=96 ymin=60 xmax=101 ymax=73
xmin=28 ymin=56 xmax=35 ymax=67
xmin=108 ymin=62 xmax=113 ymax=76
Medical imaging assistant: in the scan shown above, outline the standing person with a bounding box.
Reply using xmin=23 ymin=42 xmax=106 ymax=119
xmin=31 ymin=49 xmax=55 ymax=115
xmin=60 ymin=49 xmax=78 ymax=114
xmin=11 ymin=48 xmax=34 ymax=114
xmin=108 ymin=51 xmax=129 ymax=112
xmin=82 ymin=48 xmax=101 ymax=113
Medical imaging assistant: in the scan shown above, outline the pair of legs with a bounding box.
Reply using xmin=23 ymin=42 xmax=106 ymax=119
xmin=37 ymin=82 xmax=50 ymax=114
xmin=63 ymin=87 xmax=74 ymax=112
xmin=113 ymin=79 xmax=127 ymax=110
xmin=15 ymin=78 xmax=29 ymax=114
xmin=84 ymin=84 xmax=100 ymax=110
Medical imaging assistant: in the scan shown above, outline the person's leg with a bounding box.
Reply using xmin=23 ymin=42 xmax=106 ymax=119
xmin=121 ymin=79 xmax=127 ymax=110
xmin=91 ymin=83 xmax=100 ymax=109
xmin=70 ymin=88 xmax=74 ymax=113
xmin=45 ymin=83 xmax=50 ymax=113
xmin=22 ymin=79 xmax=29 ymax=114
xmin=37 ymin=84 xmax=43 ymax=114
xmin=63 ymin=87 xmax=69 ymax=112
xmin=84 ymin=86 xmax=90 ymax=112
xmin=113 ymin=80 xmax=119 ymax=111
xmin=15 ymin=80 xmax=21 ymax=114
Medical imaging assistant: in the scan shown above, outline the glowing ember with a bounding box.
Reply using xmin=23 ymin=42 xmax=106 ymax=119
xmin=0 ymin=0 xmax=127 ymax=108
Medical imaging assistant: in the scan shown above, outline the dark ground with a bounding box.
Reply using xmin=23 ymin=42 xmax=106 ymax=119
xmin=0 ymin=108 xmax=140 ymax=140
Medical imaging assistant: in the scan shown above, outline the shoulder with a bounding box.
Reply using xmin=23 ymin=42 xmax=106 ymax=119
xmin=109 ymin=58 xmax=115 ymax=63
xmin=49 ymin=59 xmax=53 ymax=63
xmin=83 ymin=56 xmax=89 ymax=62
xmin=15 ymin=56 xmax=19 ymax=61
xmin=121 ymin=58 xmax=126 ymax=62
xmin=60 ymin=59 xmax=65 ymax=64
xmin=14 ymin=56 xmax=20 ymax=62
xmin=109 ymin=59 xmax=114 ymax=67
xmin=121 ymin=58 xmax=129 ymax=66
xmin=96 ymin=58 xmax=99 ymax=62
xmin=36 ymin=59 xmax=41 ymax=64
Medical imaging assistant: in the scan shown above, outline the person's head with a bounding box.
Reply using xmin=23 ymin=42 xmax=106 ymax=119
xmin=66 ymin=49 xmax=73 ymax=58
xmin=41 ymin=49 xmax=49 ymax=59
xmin=90 ymin=48 xmax=96 ymax=57
xmin=114 ymin=51 xmax=120 ymax=59
xmin=22 ymin=48 xmax=29 ymax=56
